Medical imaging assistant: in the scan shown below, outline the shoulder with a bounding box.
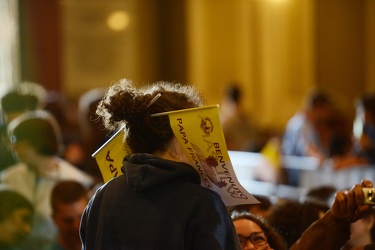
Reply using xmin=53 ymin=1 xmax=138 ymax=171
xmin=287 ymin=112 xmax=306 ymax=127
xmin=1 ymin=162 xmax=29 ymax=180
xmin=86 ymin=175 xmax=125 ymax=200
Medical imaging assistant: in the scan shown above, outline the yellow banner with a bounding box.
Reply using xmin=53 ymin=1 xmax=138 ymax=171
xmin=160 ymin=105 xmax=258 ymax=206
xmin=92 ymin=127 xmax=129 ymax=183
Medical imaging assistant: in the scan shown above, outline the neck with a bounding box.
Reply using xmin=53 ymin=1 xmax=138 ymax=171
xmin=154 ymin=138 xmax=193 ymax=165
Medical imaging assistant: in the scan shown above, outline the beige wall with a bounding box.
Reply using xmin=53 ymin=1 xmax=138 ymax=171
xmin=61 ymin=1 xmax=161 ymax=97
xmin=314 ymin=0 xmax=365 ymax=119
xmin=366 ymin=0 xmax=375 ymax=91
xmin=61 ymin=0 xmax=189 ymax=98
xmin=59 ymin=0 xmax=374 ymax=132
xmin=187 ymin=0 xmax=315 ymax=131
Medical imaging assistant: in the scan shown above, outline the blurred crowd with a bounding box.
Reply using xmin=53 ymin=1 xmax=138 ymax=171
xmin=229 ymin=179 xmax=375 ymax=249
xmin=0 ymin=81 xmax=375 ymax=249
xmin=0 ymin=83 xmax=107 ymax=250
xmin=220 ymin=83 xmax=375 ymax=186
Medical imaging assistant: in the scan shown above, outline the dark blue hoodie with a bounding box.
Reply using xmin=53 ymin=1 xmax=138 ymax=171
xmin=80 ymin=153 xmax=241 ymax=250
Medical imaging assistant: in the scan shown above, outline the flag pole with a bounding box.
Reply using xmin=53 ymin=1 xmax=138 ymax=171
xmin=150 ymin=104 xmax=219 ymax=117
xmin=92 ymin=126 xmax=125 ymax=158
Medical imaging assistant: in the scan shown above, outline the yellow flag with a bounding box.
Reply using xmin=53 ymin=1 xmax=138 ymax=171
xmin=152 ymin=105 xmax=258 ymax=206
xmin=93 ymin=105 xmax=258 ymax=205
xmin=92 ymin=127 xmax=129 ymax=183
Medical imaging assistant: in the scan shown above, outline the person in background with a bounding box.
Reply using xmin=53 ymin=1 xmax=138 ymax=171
xmin=220 ymin=83 xmax=264 ymax=152
xmin=295 ymin=183 xmax=375 ymax=249
xmin=43 ymin=91 xmax=86 ymax=172
xmin=291 ymin=179 xmax=374 ymax=250
xmin=299 ymin=185 xmax=337 ymax=215
xmin=231 ymin=210 xmax=287 ymax=250
xmin=0 ymin=82 xmax=46 ymax=172
xmin=77 ymin=88 xmax=108 ymax=183
xmin=281 ymin=90 xmax=340 ymax=186
xmin=0 ymin=110 xmax=93 ymax=249
xmin=353 ymin=93 xmax=375 ymax=165
xmin=266 ymin=198 xmax=329 ymax=248
xmin=80 ymin=79 xmax=241 ymax=249
xmin=282 ymin=90 xmax=334 ymax=161
xmin=0 ymin=188 xmax=33 ymax=250
xmin=44 ymin=180 xmax=89 ymax=250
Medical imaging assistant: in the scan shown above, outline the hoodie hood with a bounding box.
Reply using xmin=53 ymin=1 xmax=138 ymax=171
xmin=122 ymin=153 xmax=201 ymax=192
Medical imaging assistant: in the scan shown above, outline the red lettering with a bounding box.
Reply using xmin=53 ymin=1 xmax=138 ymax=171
xmin=106 ymin=150 xmax=114 ymax=162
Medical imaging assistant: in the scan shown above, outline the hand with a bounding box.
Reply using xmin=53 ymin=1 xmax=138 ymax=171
xmin=331 ymin=179 xmax=373 ymax=225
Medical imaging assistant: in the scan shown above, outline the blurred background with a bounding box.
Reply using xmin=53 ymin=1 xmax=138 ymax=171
xmin=1 ymin=0 xmax=375 ymax=134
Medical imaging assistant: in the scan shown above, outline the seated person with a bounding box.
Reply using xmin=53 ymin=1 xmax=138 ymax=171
xmin=44 ymin=180 xmax=89 ymax=250
xmin=281 ymin=90 xmax=335 ymax=185
xmin=0 ymin=188 xmax=33 ymax=249
xmin=327 ymin=93 xmax=375 ymax=170
xmin=282 ymin=90 xmax=334 ymax=162
xmin=281 ymin=90 xmax=366 ymax=184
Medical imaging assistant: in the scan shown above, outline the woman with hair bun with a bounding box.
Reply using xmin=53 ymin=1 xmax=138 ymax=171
xmin=80 ymin=79 xmax=241 ymax=249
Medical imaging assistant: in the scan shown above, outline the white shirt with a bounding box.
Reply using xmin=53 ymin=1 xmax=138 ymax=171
xmin=0 ymin=156 xmax=93 ymax=216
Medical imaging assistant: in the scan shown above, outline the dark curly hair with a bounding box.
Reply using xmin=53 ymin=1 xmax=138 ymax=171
xmin=265 ymin=199 xmax=326 ymax=249
xmin=96 ymin=79 xmax=203 ymax=154
xmin=231 ymin=210 xmax=287 ymax=250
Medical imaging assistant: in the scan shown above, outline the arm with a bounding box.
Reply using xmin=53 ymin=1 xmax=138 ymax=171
xmin=291 ymin=179 xmax=373 ymax=250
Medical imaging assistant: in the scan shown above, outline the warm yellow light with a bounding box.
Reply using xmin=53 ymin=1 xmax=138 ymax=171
xmin=107 ymin=11 xmax=130 ymax=31
xmin=268 ymin=0 xmax=288 ymax=3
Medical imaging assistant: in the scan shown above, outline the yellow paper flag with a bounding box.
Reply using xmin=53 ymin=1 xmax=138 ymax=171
xmin=152 ymin=105 xmax=258 ymax=206
xmin=92 ymin=127 xmax=129 ymax=183
xmin=93 ymin=105 xmax=258 ymax=205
